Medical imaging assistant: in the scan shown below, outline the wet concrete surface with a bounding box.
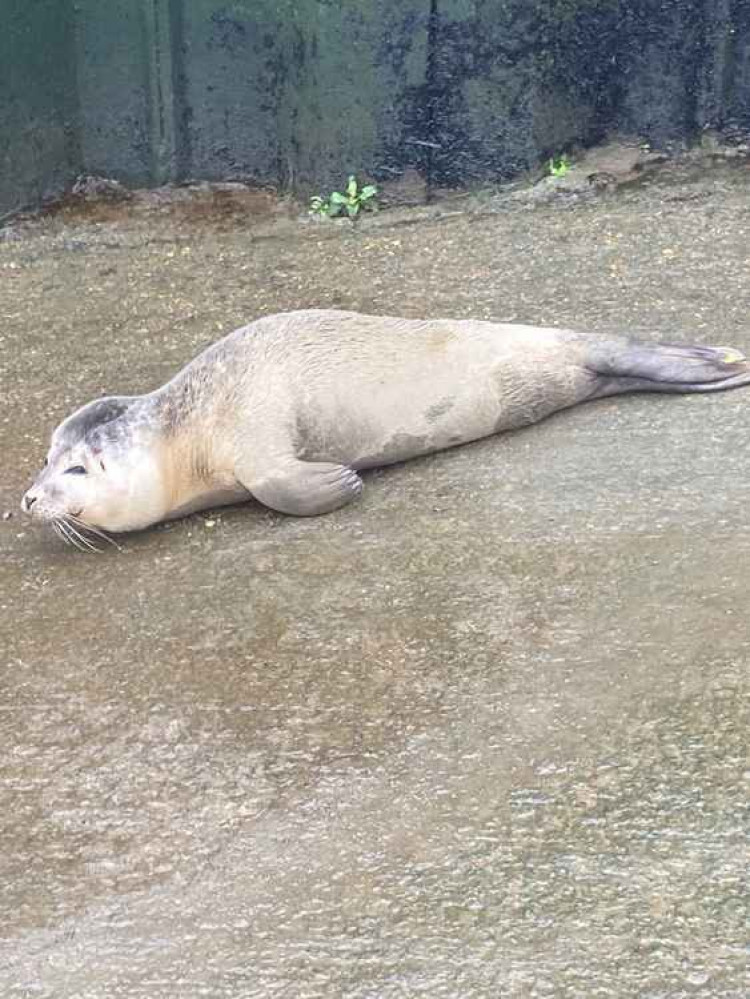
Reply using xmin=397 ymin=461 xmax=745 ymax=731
xmin=2 ymin=162 xmax=750 ymax=996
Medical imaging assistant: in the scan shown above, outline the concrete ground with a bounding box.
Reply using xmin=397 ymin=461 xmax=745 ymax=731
xmin=1 ymin=160 xmax=749 ymax=997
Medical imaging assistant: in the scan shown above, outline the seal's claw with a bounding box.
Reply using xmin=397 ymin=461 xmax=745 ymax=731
xmin=717 ymin=347 xmax=745 ymax=365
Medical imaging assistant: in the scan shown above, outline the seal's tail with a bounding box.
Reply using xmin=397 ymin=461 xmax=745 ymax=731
xmin=585 ymin=340 xmax=750 ymax=395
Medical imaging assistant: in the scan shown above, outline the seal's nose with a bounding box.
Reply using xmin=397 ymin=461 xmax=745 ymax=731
xmin=22 ymin=492 xmax=37 ymax=513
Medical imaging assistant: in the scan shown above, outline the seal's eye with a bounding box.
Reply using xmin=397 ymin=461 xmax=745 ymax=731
xmin=43 ymin=458 xmax=48 ymax=467
xmin=65 ymin=465 xmax=87 ymax=476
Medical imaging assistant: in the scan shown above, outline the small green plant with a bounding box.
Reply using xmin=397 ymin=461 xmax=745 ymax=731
xmin=309 ymin=175 xmax=378 ymax=219
xmin=309 ymin=195 xmax=330 ymax=217
xmin=548 ymin=154 xmax=571 ymax=178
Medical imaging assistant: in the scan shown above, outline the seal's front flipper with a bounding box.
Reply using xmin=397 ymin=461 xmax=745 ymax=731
xmin=586 ymin=340 xmax=750 ymax=395
xmin=239 ymin=459 xmax=363 ymax=517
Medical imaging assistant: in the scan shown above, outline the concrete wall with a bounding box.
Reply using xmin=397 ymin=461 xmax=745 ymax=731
xmin=3 ymin=0 xmax=750 ymax=215
xmin=87 ymin=0 xmax=431 ymax=192
xmin=0 ymin=0 xmax=80 ymax=215
xmin=74 ymin=0 xmax=169 ymax=185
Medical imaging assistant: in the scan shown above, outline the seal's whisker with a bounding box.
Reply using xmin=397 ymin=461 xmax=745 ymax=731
xmin=60 ymin=521 xmax=89 ymax=552
xmin=52 ymin=520 xmax=71 ymax=547
xmin=55 ymin=519 xmax=86 ymax=551
xmin=55 ymin=520 xmax=77 ymax=549
xmin=62 ymin=517 xmax=101 ymax=553
xmin=67 ymin=514 xmax=121 ymax=551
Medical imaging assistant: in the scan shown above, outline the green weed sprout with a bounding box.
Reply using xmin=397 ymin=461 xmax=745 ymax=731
xmin=310 ymin=176 xmax=378 ymax=219
xmin=549 ymin=155 xmax=571 ymax=178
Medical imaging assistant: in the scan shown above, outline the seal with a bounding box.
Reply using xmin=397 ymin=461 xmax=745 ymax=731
xmin=20 ymin=309 xmax=750 ymax=542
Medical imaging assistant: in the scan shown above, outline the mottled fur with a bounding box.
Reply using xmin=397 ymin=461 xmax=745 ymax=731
xmin=21 ymin=309 xmax=750 ymax=536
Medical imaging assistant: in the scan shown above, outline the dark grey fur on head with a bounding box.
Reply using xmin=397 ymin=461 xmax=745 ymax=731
xmin=56 ymin=396 xmax=135 ymax=447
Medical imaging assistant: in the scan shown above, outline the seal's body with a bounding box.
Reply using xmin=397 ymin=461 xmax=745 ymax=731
xmin=21 ymin=309 xmax=750 ymax=537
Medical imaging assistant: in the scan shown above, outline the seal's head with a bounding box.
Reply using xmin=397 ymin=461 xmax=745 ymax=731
xmin=21 ymin=396 xmax=169 ymax=536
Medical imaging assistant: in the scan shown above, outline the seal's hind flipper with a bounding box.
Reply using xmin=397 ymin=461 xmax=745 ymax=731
xmin=585 ymin=340 xmax=750 ymax=395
